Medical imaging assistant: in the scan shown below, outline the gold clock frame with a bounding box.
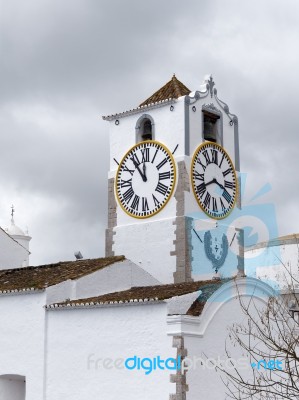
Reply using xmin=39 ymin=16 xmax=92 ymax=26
xmin=115 ymin=140 xmax=177 ymax=219
xmin=191 ymin=141 xmax=238 ymax=220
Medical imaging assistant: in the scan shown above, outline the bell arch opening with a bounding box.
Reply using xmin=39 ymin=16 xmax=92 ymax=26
xmin=135 ymin=114 xmax=155 ymax=142
xmin=0 ymin=375 xmax=26 ymax=400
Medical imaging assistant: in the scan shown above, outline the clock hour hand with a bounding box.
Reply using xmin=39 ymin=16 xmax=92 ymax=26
xmin=205 ymin=178 xmax=217 ymax=187
xmin=132 ymin=159 xmax=147 ymax=182
xmin=143 ymin=162 xmax=147 ymax=180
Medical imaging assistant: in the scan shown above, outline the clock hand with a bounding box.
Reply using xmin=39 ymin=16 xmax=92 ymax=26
xmin=205 ymin=178 xmax=217 ymax=187
xmin=143 ymin=162 xmax=147 ymax=180
xmin=214 ymin=180 xmax=225 ymax=190
xmin=132 ymin=159 xmax=147 ymax=182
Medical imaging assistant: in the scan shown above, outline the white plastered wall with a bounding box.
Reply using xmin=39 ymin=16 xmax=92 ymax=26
xmin=45 ymin=303 xmax=176 ymax=400
xmin=45 ymin=259 xmax=161 ymax=305
xmin=167 ymin=278 xmax=276 ymax=400
xmin=0 ymin=292 xmax=46 ymax=400
xmin=0 ymin=228 xmax=29 ymax=270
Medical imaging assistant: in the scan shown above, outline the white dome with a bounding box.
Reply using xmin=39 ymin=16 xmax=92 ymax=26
xmin=5 ymin=216 xmax=28 ymax=237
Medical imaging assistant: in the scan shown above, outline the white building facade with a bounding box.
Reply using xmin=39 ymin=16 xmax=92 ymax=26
xmin=0 ymin=213 xmax=31 ymax=269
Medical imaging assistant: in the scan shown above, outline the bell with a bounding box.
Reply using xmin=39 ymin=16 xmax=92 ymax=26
xmin=204 ymin=116 xmax=217 ymax=142
xmin=142 ymin=120 xmax=152 ymax=140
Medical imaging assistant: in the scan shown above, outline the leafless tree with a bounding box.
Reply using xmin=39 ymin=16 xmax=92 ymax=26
xmin=218 ymin=268 xmax=299 ymax=399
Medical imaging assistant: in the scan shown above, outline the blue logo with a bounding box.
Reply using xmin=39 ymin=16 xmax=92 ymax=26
xmin=189 ymin=173 xmax=280 ymax=288
xmin=251 ymin=359 xmax=283 ymax=370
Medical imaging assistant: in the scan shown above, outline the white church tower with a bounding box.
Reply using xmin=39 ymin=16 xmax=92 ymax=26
xmin=2 ymin=206 xmax=31 ymax=268
xmin=103 ymin=75 xmax=243 ymax=284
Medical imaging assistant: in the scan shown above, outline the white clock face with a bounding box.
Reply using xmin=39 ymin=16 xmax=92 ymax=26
xmin=191 ymin=142 xmax=237 ymax=219
xmin=116 ymin=140 xmax=176 ymax=218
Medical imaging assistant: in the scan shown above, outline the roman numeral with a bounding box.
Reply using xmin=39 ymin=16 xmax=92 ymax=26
xmin=223 ymin=168 xmax=232 ymax=177
xmin=159 ymin=171 xmax=170 ymax=180
xmin=203 ymin=150 xmax=211 ymax=165
xmin=203 ymin=192 xmax=211 ymax=209
xmin=156 ymin=158 xmax=168 ymax=170
xmin=196 ymin=158 xmax=207 ymax=172
xmin=151 ymin=149 xmax=158 ymax=164
xmin=220 ymin=198 xmax=226 ymax=211
xmin=196 ymin=182 xmax=206 ymax=198
xmin=123 ymin=165 xmax=134 ymax=176
xmin=141 ymin=148 xmax=150 ymax=163
xmin=222 ymin=189 xmax=232 ymax=204
xmin=131 ymin=195 xmax=140 ymax=210
xmin=211 ymin=149 xmax=218 ymax=165
xmin=224 ymin=180 xmax=234 ymax=189
xmin=194 ymin=170 xmax=204 ymax=181
xmin=120 ymin=178 xmax=132 ymax=188
xmin=155 ymin=181 xmax=168 ymax=196
xmin=152 ymin=194 xmax=160 ymax=207
xmin=219 ymin=154 xmax=225 ymax=168
xmin=212 ymin=197 xmax=218 ymax=212
xmin=142 ymin=197 xmax=149 ymax=212
xmin=123 ymin=187 xmax=134 ymax=203
xmin=131 ymin=153 xmax=140 ymax=166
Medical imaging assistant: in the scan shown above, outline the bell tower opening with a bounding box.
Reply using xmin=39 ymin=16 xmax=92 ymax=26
xmin=135 ymin=115 xmax=155 ymax=142
xmin=141 ymin=119 xmax=152 ymax=140
xmin=0 ymin=375 xmax=26 ymax=400
xmin=202 ymin=111 xmax=220 ymax=143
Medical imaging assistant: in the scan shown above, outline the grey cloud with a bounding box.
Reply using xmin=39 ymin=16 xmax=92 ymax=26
xmin=1 ymin=0 xmax=299 ymax=264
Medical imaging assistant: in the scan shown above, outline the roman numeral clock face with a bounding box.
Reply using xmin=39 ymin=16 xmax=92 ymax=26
xmin=116 ymin=141 xmax=176 ymax=218
xmin=191 ymin=142 xmax=237 ymax=219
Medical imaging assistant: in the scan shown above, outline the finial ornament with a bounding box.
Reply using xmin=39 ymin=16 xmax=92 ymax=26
xmin=207 ymin=75 xmax=215 ymax=98
xmin=11 ymin=204 xmax=15 ymax=223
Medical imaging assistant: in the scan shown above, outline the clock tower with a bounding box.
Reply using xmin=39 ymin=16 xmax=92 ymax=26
xmin=103 ymin=74 xmax=243 ymax=284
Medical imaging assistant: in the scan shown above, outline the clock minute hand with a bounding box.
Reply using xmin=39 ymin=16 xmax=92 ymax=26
xmin=214 ymin=180 xmax=225 ymax=190
xmin=132 ymin=159 xmax=147 ymax=182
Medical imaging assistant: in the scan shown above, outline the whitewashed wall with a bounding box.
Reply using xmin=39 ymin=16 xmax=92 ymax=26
xmin=167 ymin=278 xmax=276 ymax=400
xmin=46 ymin=303 xmax=176 ymax=400
xmin=0 ymin=292 xmax=46 ymax=400
xmin=46 ymin=259 xmax=161 ymax=305
xmin=245 ymin=241 xmax=299 ymax=289
xmin=0 ymin=228 xmax=29 ymax=270
xmin=113 ymin=218 xmax=176 ymax=283
xmin=108 ymin=99 xmax=185 ymax=175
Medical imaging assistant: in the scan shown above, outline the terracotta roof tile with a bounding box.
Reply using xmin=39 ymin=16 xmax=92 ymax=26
xmin=139 ymin=75 xmax=191 ymax=107
xmin=0 ymin=256 xmax=125 ymax=292
xmin=52 ymin=279 xmax=228 ymax=315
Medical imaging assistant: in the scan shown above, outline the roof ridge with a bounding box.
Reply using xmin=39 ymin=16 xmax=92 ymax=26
xmin=139 ymin=75 xmax=191 ymax=107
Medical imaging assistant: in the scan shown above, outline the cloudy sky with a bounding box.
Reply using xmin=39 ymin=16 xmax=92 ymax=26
xmin=1 ymin=0 xmax=298 ymax=265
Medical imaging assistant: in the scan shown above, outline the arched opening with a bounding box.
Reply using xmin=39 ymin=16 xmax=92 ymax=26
xmin=202 ymin=111 xmax=220 ymax=143
xmin=135 ymin=114 xmax=155 ymax=142
xmin=0 ymin=375 xmax=26 ymax=400
xmin=142 ymin=119 xmax=152 ymax=140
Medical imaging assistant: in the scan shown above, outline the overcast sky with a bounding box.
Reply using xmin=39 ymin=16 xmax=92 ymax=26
xmin=1 ymin=0 xmax=299 ymax=265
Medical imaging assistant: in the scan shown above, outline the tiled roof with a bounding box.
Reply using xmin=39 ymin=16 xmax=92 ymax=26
xmin=48 ymin=279 xmax=228 ymax=315
xmin=102 ymin=98 xmax=174 ymax=121
xmin=139 ymin=75 xmax=191 ymax=107
xmin=0 ymin=256 xmax=125 ymax=292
